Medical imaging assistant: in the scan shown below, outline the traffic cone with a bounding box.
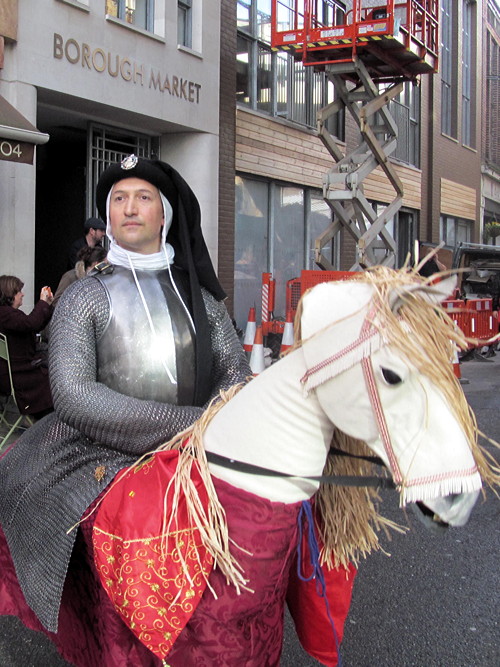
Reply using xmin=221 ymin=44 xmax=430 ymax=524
xmin=280 ymin=309 xmax=294 ymax=354
xmin=452 ymin=346 xmax=461 ymax=380
xmin=243 ymin=307 xmax=256 ymax=357
xmin=249 ymin=325 xmax=265 ymax=375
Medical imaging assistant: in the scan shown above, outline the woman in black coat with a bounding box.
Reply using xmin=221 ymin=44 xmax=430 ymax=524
xmin=0 ymin=275 xmax=54 ymax=418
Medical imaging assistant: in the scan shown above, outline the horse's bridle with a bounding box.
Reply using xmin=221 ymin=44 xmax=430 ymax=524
xmin=205 ymin=449 xmax=396 ymax=490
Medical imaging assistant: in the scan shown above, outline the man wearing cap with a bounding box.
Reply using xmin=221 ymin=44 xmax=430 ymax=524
xmin=0 ymin=156 xmax=250 ymax=649
xmin=67 ymin=216 xmax=106 ymax=269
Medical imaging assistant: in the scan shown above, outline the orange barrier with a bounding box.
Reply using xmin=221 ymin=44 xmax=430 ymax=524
xmin=286 ymin=270 xmax=356 ymax=318
xmin=442 ymin=299 xmax=497 ymax=348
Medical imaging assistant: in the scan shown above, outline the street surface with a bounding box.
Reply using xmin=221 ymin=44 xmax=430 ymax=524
xmin=0 ymin=354 xmax=499 ymax=666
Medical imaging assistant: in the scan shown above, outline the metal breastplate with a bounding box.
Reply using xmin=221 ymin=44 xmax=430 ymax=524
xmin=95 ymin=266 xmax=195 ymax=405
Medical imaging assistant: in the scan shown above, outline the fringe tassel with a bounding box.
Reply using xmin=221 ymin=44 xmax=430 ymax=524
xmin=400 ymin=472 xmax=483 ymax=505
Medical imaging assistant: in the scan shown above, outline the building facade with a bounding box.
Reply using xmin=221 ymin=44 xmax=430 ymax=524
xmin=0 ymin=0 xmax=222 ymax=307
xmin=231 ymin=1 xmax=489 ymax=330
xmin=481 ymin=0 xmax=500 ymax=243
xmin=1 ymin=1 xmax=496 ymax=327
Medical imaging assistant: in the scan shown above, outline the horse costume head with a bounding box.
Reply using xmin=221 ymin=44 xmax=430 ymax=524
xmin=299 ymin=269 xmax=482 ymax=524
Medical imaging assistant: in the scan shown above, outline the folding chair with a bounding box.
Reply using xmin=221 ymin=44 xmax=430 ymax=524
xmin=0 ymin=333 xmax=33 ymax=450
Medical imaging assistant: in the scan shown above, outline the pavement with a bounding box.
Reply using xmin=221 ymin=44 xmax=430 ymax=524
xmin=0 ymin=350 xmax=499 ymax=666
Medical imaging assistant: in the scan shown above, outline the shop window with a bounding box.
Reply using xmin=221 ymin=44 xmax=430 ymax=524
xmin=234 ymin=175 xmax=337 ymax=330
xmin=273 ymin=186 xmax=305 ymax=317
xmin=308 ymin=194 xmax=336 ymax=269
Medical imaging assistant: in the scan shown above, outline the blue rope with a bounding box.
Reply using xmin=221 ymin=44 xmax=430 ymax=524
xmin=296 ymin=501 xmax=342 ymax=667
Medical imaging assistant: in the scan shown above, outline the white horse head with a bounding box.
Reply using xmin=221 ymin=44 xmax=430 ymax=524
xmin=299 ymin=274 xmax=481 ymax=527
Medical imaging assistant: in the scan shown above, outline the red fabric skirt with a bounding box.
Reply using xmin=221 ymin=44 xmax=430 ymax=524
xmin=0 ymin=477 xmax=305 ymax=666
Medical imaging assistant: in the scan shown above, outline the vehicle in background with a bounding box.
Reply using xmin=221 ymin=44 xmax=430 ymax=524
xmin=452 ymin=242 xmax=500 ymax=310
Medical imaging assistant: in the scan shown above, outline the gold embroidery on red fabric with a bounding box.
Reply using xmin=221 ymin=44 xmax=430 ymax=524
xmin=93 ymin=527 xmax=213 ymax=657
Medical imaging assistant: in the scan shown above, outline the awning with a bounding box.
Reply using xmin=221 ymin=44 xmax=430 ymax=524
xmin=0 ymin=95 xmax=49 ymax=145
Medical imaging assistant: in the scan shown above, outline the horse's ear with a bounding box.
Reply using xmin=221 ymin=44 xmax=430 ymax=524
xmin=388 ymin=275 xmax=457 ymax=313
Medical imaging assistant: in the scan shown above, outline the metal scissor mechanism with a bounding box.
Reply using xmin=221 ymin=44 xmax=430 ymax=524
xmin=270 ymin=1 xmax=440 ymax=270
xmin=316 ymin=57 xmax=405 ymax=270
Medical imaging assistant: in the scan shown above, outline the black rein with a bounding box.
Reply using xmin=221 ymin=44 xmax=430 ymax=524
xmin=205 ymin=447 xmax=396 ymax=490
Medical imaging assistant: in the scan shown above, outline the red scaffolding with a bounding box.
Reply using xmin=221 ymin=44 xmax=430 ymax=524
xmin=271 ymin=1 xmax=439 ymax=80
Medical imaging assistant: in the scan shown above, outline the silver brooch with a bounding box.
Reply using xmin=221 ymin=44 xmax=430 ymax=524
xmin=121 ymin=154 xmax=138 ymax=170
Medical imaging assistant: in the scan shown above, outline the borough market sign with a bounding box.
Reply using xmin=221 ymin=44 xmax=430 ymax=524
xmin=53 ymin=34 xmax=201 ymax=104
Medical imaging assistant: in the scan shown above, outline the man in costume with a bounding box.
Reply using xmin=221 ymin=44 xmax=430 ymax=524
xmin=0 ymin=155 xmax=250 ymax=644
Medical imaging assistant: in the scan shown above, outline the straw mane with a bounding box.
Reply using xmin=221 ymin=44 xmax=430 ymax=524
xmin=154 ymin=266 xmax=500 ymax=588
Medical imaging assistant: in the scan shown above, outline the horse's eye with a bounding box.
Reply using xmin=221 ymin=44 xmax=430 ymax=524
xmin=381 ymin=367 xmax=402 ymax=385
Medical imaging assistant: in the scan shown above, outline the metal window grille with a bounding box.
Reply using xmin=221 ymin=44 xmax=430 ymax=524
xmin=87 ymin=124 xmax=157 ymax=218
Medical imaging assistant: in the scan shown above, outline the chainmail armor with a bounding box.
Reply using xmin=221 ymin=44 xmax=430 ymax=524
xmin=0 ymin=274 xmax=250 ymax=631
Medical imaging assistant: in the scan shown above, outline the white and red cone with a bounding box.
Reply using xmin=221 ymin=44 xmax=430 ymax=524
xmin=249 ymin=325 xmax=265 ymax=375
xmin=280 ymin=309 xmax=294 ymax=354
xmin=243 ymin=307 xmax=256 ymax=356
xmin=452 ymin=345 xmax=461 ymax=380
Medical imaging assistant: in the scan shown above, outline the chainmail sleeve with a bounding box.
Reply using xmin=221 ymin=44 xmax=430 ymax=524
xmin=49 ymin=278 xmax=250 ymax=454
xmin=202 ymin=288 xmax=251 ymax=404
xmin=50 ymin=277 xmax=204 ymax=454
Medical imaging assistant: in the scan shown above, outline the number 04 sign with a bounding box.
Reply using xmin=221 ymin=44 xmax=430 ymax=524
xmin=0 ymin=139 xmax=35 ymax=164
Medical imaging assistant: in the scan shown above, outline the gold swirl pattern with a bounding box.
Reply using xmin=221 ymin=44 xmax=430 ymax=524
xmin=93 ymin=526 xmax=213 ymax=659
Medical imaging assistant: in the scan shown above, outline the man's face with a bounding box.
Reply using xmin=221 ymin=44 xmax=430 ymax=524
xmin=109 ymin=177 xmax=164 ymax=254
xmin=90 ymin=228 xmax=106 ymax=243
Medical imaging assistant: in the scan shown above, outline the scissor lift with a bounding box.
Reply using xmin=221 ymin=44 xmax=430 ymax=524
xmin=271 ymin=1 xmax=439 ymax=269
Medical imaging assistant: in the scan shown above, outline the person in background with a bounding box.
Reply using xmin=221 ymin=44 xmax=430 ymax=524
xmin=0 ymin=276 xmax=54 ymax=419
xmin=418 ymin=245 xmax=447 ymax=278
xmin=53 ymin=245 xmax=107 ymax=307
xmin=67 ymin=216 xmax=106 ymax=269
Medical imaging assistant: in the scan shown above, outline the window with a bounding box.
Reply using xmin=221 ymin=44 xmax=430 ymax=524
xmin=486 ymin=12 xmax=500 ymax=167
xmin=236 ymin=0 xmax=344 ymax=137
xmin=87 ymin=124 xmax=157 ymax=218
xmin=440 ymin=215 xmax=473 ymax=247
xmin=234 ymin=175 xmax=337 ymax=330
xmin=360 ymin=202 xmax=417 ymax=268
xmin=461 ymin=0 xmax=475 ymax=148
xmin=178 ymin=0 xmax=192 ymax=48
xmin=106 ymin=0 xmax=153 ymax=32
xmin=440 ymin=0 xmax=456 ymax=137
xmin=390 ymin=81 xmax=421 ymax=167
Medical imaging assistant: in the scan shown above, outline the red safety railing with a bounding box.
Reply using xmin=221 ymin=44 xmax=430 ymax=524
xmin=442 ymin=298 xmax=498 ymax=350
xmin=271 ymin=1 xmax=439 ymax=73
xmin=286 ymin=270 xmax=356 ymax=317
